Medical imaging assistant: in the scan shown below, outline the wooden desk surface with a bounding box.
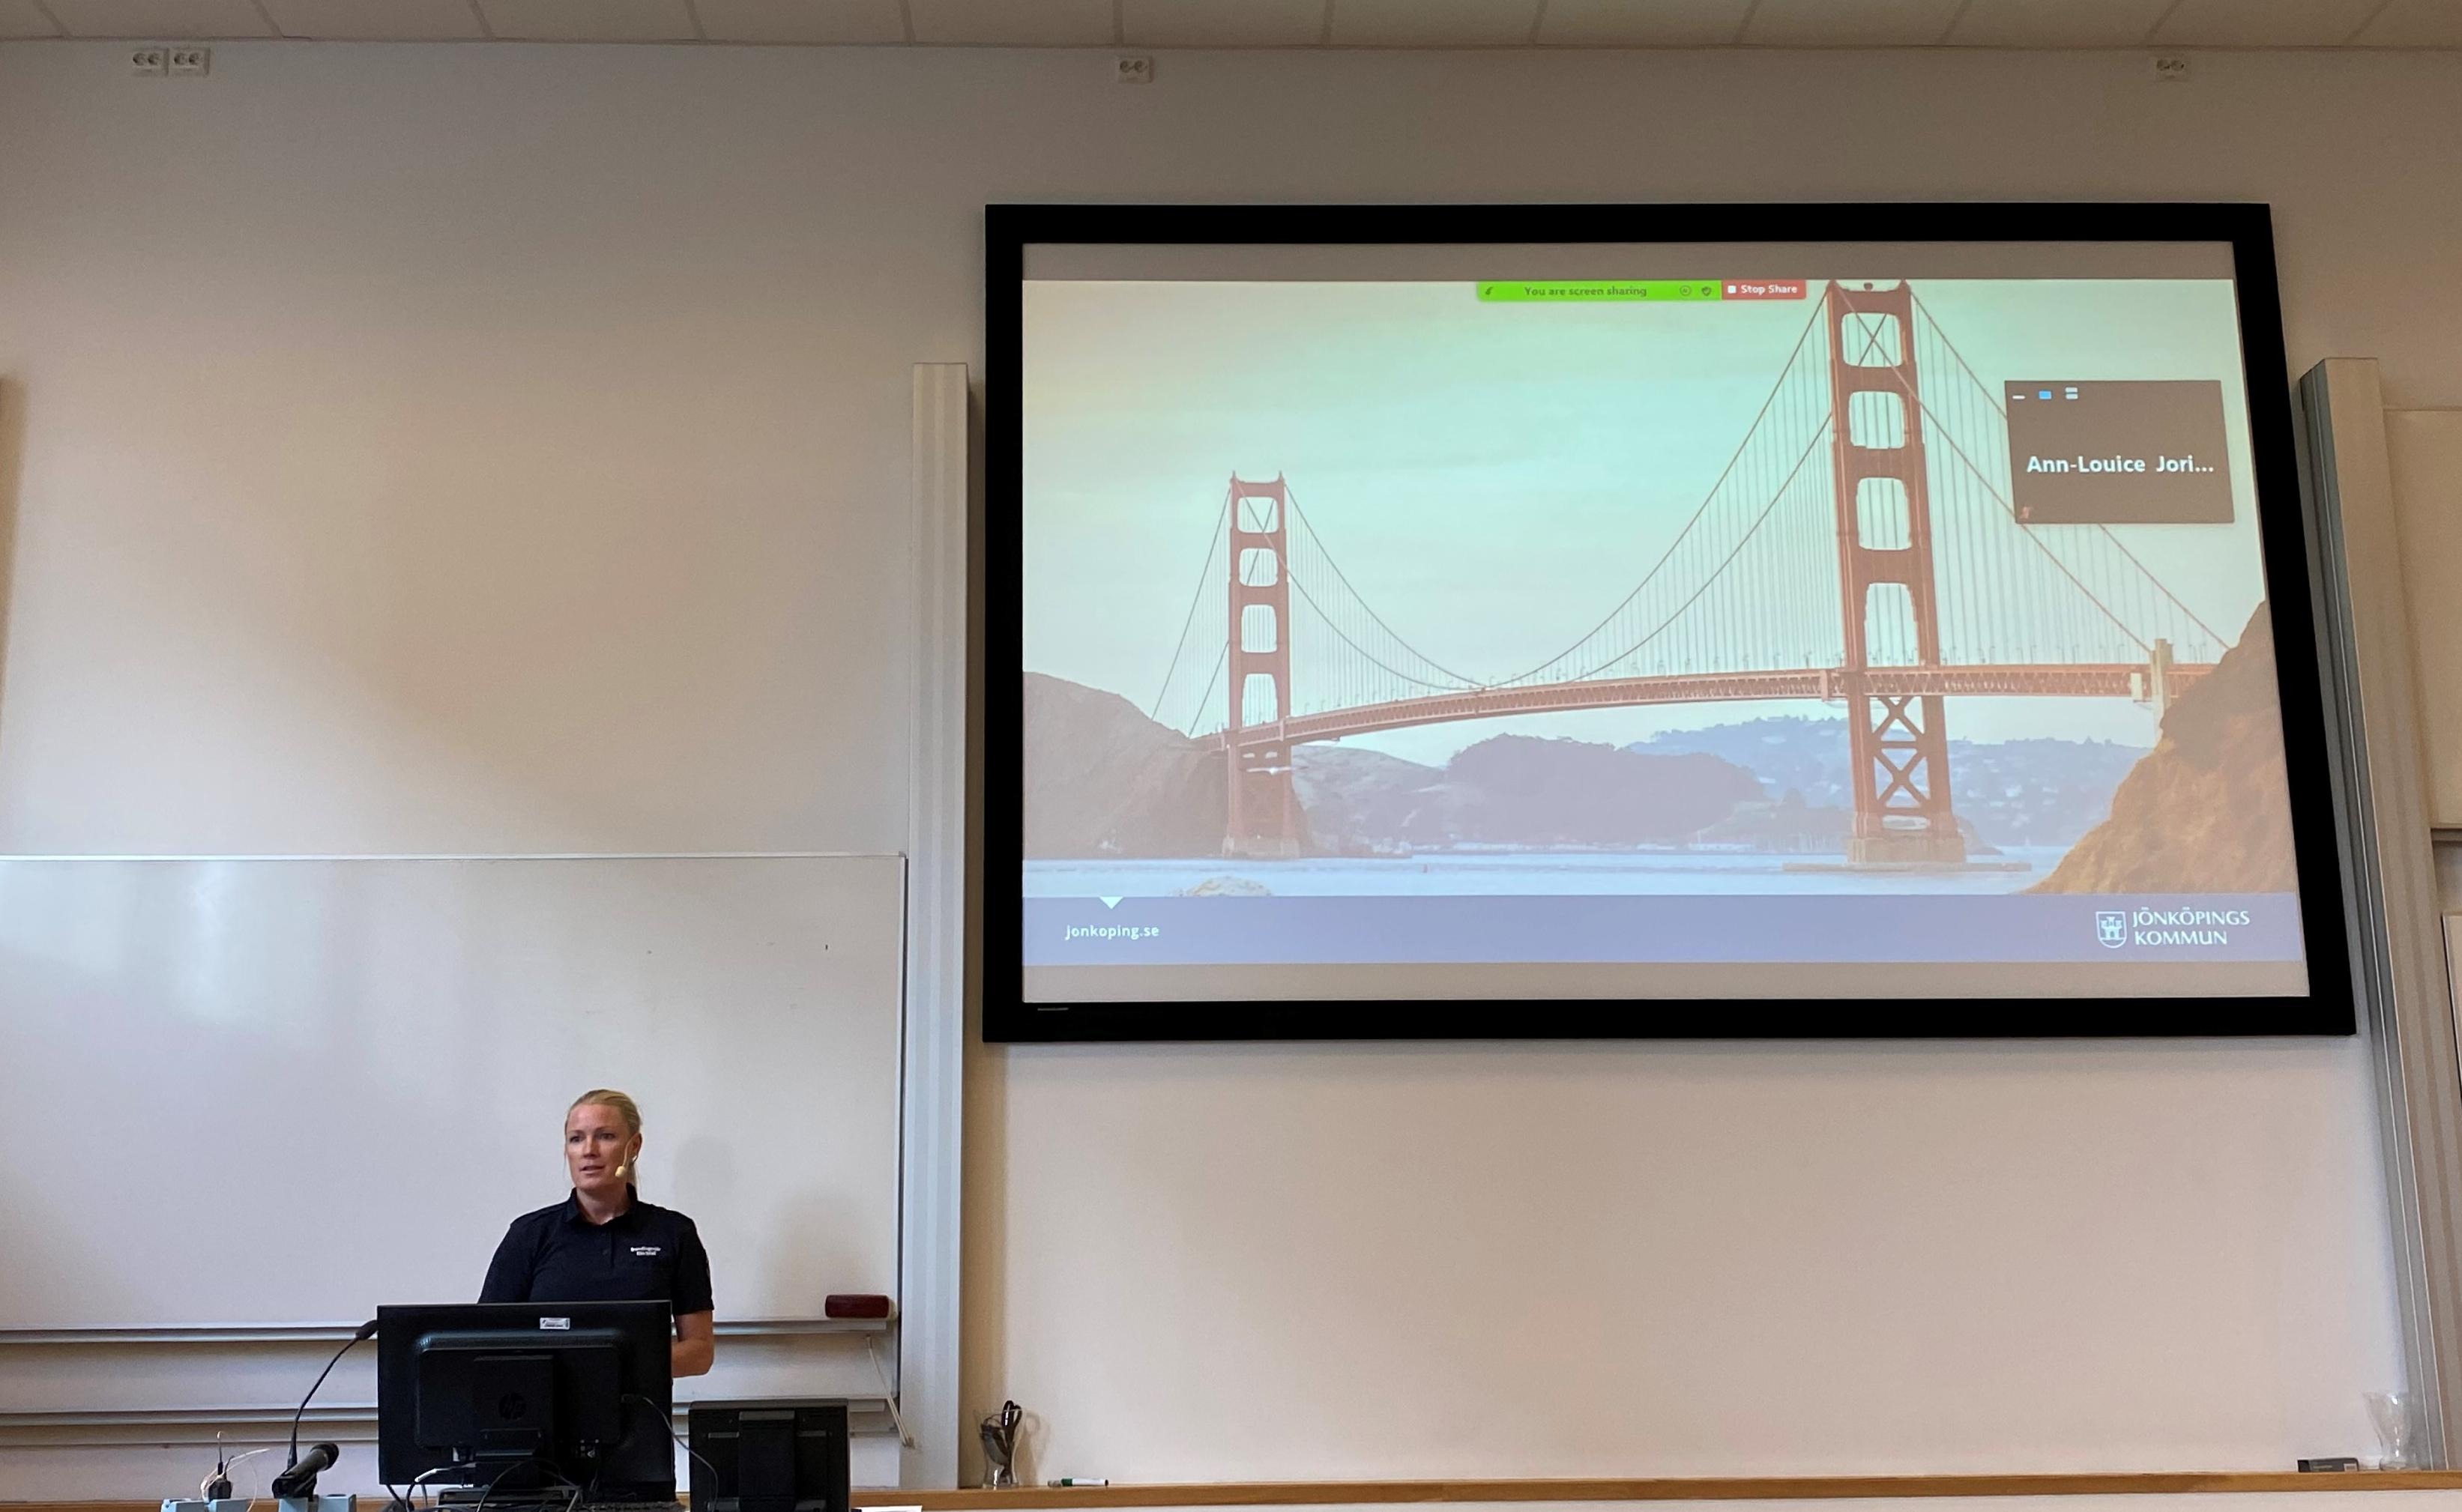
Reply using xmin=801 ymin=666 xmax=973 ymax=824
xmin=838 ymin=1475 xmax=2462 ymax=1508
xmin=23 ymin=1472 xmax=2462 ymax=1512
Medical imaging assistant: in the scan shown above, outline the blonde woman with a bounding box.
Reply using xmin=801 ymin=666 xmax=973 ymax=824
xmin=479 ymin=1089 xmax=716 ymax=1377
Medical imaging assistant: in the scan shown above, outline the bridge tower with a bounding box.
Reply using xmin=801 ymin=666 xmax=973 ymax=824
xmin=1823 ymin=281 xmax=1966 ymax=865
xmin=1224 ymin=474 xmax=1303 ymax=857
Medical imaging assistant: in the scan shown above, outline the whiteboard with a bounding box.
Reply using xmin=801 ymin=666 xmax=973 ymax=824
xmin=0 ymin=855 xmax=903 ymax=1329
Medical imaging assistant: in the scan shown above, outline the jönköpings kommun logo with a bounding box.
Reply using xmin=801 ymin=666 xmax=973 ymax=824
xmin=2098 ymin=904 xmax=2252 ymax=949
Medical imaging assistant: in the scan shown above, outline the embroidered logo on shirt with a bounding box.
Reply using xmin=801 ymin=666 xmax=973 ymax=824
xmin=630 ymin=1245 xmax=662 ymax=1257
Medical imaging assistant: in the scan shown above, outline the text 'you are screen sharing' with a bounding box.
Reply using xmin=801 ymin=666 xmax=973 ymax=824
xmin=2004 ymin=379 xmax=2233 ymax=525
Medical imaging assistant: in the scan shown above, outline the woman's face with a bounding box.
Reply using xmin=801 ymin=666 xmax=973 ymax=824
xmin=565 ymin=1102 xmax=639 ymax=1199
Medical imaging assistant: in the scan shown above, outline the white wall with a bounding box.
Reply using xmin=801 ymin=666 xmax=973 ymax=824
xmin=975 ymin=1041 xmax=2395 ymax=1481
xmin=4 ymin=35 xmax=2461 ymax=1497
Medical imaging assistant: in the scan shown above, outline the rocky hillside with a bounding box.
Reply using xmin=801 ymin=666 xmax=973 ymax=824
xmin=1023 ymin=673 xmax=1228 ymax=858
xmin=2033 ymin=604 xmax=2296 ymax=893
xmin=1440 ymin=734 xmax=1763 ymax=845
xmin=1634 ymin=717 xmax=2146 ymax=847
xmin=1025 ymin=673 xmax=1769 ymax=857
xmin=1289 ymin=744 xmax=1443 ymax=847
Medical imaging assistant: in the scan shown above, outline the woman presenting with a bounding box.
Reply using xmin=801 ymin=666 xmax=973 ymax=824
xmin=480 ymin=1089 xmax=716 ymax=1377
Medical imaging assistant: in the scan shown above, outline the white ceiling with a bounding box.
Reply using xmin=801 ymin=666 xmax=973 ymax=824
xmin=4 ymin=0 xmax=2458 ymax=48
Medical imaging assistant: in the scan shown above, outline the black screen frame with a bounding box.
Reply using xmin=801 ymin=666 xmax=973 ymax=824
xmin=983 ymin=202 xmax=2354 ymax=1043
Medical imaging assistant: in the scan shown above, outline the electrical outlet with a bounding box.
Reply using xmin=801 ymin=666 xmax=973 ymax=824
xmin=2152 ymin=54 xmax=2190 ymax=84
xmin=1115 ymin=55 xmax=1153 ymax=85
xmin=130 ymin=45 xmax=169 ymax=76
xmin=167 ymin=45 xmax=211 ymax=76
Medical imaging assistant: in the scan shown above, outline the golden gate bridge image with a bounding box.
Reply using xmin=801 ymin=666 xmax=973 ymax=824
xmin=1141 ymin=281 xmax=2230 ymax=864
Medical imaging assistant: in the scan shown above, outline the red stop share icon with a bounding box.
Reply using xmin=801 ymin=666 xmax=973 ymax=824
xmin=1722 ymin=279 xmax=1807 ymax=300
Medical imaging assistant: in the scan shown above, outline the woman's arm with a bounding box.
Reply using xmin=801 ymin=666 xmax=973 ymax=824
xmin=672 ymin=1310 xmax=715 ymax=1378
xmin=669 ymin=1218 xmax=716 ymax=1376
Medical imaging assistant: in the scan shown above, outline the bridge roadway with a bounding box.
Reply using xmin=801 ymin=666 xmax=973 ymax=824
xmin=1214 ymin=662 xmax=2215 ymax=755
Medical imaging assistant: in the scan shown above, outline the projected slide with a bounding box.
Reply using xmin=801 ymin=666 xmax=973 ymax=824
xmin=1016 ymin=247 xmax=2311 ymax=1006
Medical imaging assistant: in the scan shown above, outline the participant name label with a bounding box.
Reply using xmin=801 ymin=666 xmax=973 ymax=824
xmin=2005 ymin=379 xmax=2235 ymax=524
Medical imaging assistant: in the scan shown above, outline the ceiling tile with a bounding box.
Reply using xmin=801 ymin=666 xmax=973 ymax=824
xmin=45 ymin=0 xmax=277 ymax=36
xmin=1539 ymin=0 xmax=1752 ymax=45
xmin=1743 ymin=0 xmax=1963 ymax=43
xmin=0 ymin=0 xmax=63 ymax=34
xmin=261 ymin=0 xmax=489 ymax=37
xmin=1332 ymin=0 xmax=1539 ymax=46
xmin=474 ymin=0 xmax=696 ymax=37
xmin=1123 ymin=0 xmax=1324 ymax=46
xmin=2353 ymin=0 xmax=2462 ymax=44
xmin=694 ymin=0 xmax=903 ymax=40
xmin=1947 ymin=0 xmax=2172 ymax=46
xmin=2152 ymin=0 xmax=2387 ymax=45
xmin=907 ymin=0 xmax=1114 ymax=44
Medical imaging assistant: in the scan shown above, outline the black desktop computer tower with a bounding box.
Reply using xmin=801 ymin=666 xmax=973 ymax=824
xmin=687 ymin=1400 xmax=851 ymax=1512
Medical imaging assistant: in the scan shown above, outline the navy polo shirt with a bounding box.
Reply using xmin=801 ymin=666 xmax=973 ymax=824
xmin=479 ymin=1188 xmax=714 ymax=1317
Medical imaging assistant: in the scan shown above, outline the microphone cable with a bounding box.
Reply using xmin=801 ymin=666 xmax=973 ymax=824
xmin=203 ymin=1445 xmax=283 ymax=1500
xmin=283 ymin=1319 xmax=380 ymax=1488
xmin=621 ymin=1394 xmax=720 ymax=1492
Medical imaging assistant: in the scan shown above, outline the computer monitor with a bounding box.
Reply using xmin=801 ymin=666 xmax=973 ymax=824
xmin=687 ymin=1401 xmax=849 ymax=1512
xmin=376 ymin=1301 xmax=675 ymax=1502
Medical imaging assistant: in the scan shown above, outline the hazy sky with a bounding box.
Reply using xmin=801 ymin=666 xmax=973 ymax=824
xmin=1022 ymin=276 xmax=2271 ymax=765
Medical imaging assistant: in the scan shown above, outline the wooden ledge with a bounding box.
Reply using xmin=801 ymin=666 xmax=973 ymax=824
xmin=22 ymin=1475 xmax=2462 ymax=1512
xmin=843 ymin=1475 xmax=2462 ymax=1509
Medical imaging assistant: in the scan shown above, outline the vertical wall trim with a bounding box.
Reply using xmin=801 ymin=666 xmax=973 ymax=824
xmin=904 ymin=362 xmax=971 ymax=1488
xmin=2302 ymin=357 xmax=2462 ymax=1465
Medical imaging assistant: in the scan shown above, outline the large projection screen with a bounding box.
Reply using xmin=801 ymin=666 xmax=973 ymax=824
xmin=986 ymin=204 xmax=2353 ymax=1041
